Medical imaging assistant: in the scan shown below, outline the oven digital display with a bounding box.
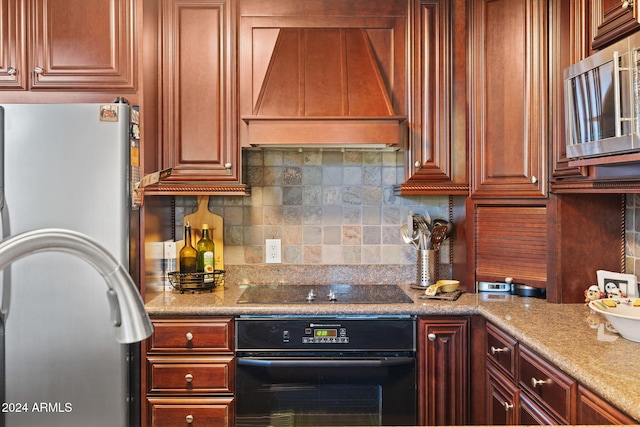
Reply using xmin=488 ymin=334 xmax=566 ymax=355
xmin=314 ymin=329 xmax=337 ymax=337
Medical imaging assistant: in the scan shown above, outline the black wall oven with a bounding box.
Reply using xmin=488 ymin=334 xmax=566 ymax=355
xmin=235 ymin=315 xmax=417 ymax=426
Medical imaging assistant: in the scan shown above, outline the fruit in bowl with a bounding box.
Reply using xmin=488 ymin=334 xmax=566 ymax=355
xmin=589 ymin=298 xmax=640 ymax=342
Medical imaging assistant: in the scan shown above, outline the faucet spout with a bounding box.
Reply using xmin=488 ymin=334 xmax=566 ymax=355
xmin=0 ymin=228 xmax=153 ymax=343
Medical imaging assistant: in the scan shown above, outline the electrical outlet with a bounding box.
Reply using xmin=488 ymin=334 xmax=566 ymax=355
xmin=265 ymin=239 xmax=281 ymax=263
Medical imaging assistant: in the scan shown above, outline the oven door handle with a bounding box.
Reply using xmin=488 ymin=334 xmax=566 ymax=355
xmin=236 ymin=357 xmax=415 ymax=368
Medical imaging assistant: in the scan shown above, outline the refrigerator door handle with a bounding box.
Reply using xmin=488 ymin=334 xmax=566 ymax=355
xmin=0 ymin=106 xmax=8 ymax=322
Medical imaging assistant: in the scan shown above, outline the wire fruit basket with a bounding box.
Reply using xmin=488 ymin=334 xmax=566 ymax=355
xmin=168 ymin=270 xmax=225 ymax=293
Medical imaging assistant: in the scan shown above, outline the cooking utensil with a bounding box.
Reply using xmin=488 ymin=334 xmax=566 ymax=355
xmin=411 ymin=209 xmax=431 ymax=227
xmin=431 ymin=218 xmax=453 ymax=235
xmin=430 ymin=224 xmax=448 ymax=250
xmin=400 ymin=224 xmax=419 ymax=249
xmin=412 ymin=215 xmax=431 ymax=249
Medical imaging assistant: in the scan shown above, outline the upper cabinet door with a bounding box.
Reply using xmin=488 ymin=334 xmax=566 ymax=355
xmin=0 ymin=0 xmax=27 ymax=89
xmin=592 ymin=0 xmax=640 ymax=49
xmin=30 ymin=0 xmax=136 ymax=90
xmin=469 ymin=0 xmax=547 ymax=198
xmin=396 ymin=0 xmax=469 ymax=196
xmin=158 ymin=0 xmax=242 ymax=188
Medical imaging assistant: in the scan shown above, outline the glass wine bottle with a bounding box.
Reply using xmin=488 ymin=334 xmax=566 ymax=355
xmin=196 ymin=223 xmax=215 ymax=283
xmin=179 ymin=222 xmax=197 ymax=273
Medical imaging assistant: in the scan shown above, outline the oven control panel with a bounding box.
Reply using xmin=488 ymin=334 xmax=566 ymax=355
xmin=236 ymin=316 xmax=416 ymax=351
xmin=301 ymin=324 xmax=349 ymax=344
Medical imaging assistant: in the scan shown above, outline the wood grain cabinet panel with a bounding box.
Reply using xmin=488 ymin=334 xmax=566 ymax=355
xmin=486 ymin=322 xmax=517 ymax=380
xmin=486 ymin=363 xmax=519 ymax=425
xmin=518 ymin=345 xmax=576 ymax=424
xmin=592 ymin=0 xmax=640 ymax=49
xmin=147 ymin=355 xmax=234 ymax=394
xmin=148 ymin=318 xmax=233 ymax=352
xmin=397 ymin=0 xmax=469 ymax=195
xmin=155 ymin=0 xmax=244 ymax=192
xmin=0 ymin=0 xmax=136 ymax=91
xmin=147 ymin=397 xmax=234 ymax=427
xmin=0 ymin=0 xmax=26 ymax=89
xmin=418 ymin=316 xmax=469 ymax=426
xmin=142 ymin=317 xmax=235 ymax=427
xmin=469 ymin=0 xmax=547 ymax=198
xmin=577 ymin=384 xmax=637 ymax=425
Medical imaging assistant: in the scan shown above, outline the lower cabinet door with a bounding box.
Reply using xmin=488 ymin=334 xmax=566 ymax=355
xmin=147 ymin=397 xmax=234 ymax=427
xmin=519 ymin=392 xmax=562 ymax=425
xmin=577 ymin=385 xmax=637 ymax=425
xmin=486 ymin=364 xmax=518 ymax=425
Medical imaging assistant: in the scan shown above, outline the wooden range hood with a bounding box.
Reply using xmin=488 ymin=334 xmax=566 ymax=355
xmin=241 ymin=28 xmax=406 ymax=150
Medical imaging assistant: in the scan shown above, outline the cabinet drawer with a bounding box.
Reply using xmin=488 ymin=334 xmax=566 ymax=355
xmin=486 ymin=323 xmax=517 ymax=380
xmin=147 ymin=397 xmax=234 ymax=427
xmin=518 ymin=345 xmax=576 ymax=423
xmin=149 ymin=318 xmax=233 ymax=352
xmin=147 ymin=356 xmax=234 ymax=394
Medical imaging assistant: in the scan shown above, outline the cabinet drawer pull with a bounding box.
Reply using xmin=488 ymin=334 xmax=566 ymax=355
xmin=503 ymin=402 xmax=513 ymax=412
xmin=531 ymin=377 xmax=551 ymax=388
xmin=185 ymin=373 xmax=193 ymax=383
xmin=185 ymin=332 xmax=193 ymax=341
xmin=186 ymin=414 xmax=194 ymax=423
xmin=490 ymin=346 xmax=508 ymax=354
xmin=427 ymin=333 xmax=436 ymax=341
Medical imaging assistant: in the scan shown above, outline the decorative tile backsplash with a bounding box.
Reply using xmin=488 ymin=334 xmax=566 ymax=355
xmin=173 ymin=149 xmax=451 ymax=266
xmin=171 ymin=150 xmax=640 ymax=284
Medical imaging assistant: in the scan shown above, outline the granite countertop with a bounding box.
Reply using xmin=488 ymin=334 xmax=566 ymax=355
xmin=145 ymin=283 xmax=640 ymax=422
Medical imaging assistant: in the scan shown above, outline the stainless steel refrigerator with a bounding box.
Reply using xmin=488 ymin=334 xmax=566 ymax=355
xmin=0 ymin=103 xmax=143 ymax=427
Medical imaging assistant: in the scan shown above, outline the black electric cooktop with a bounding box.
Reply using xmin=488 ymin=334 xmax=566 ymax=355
xmin=236 ymin=283 xmax=414 ymax=304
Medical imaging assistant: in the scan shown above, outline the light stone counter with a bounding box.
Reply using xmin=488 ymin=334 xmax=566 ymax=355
xmin=145 ymin=283 xmax=640 ymax=422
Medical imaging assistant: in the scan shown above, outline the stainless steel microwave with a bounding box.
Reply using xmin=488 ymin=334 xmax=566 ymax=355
xmin=564 ymin=32 xmax=640 ymax=159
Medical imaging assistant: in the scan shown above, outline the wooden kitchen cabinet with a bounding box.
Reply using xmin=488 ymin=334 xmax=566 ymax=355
xmin=550 ymin=0 xmax=640 ymax=192
xmin=577 ymin=384 xmax=638 ymax=425
xmin=468 ymin=0 xmax=547 ymax=199
xmin=466 ymin=200 xmax=548 ymax=290
xmin=485 ymin=323 xmax=574 ymax=425
xmin=486 ymin=363 xmax=519 ymax=425
xmin=144 ymin=0 xmax=247 ymax=196
xmin=518 ymin=345 xmax=576 ymax=424
xmin=395 ymin=0 xmax=469 ymax=196
xmin=143 ymin=317 xmax=235 ymax=427
xmin=0 ymin=0 xmax=136 ymax=91
xmin=483 ymin=322 xmax=636 ymax=426
xmin=591 ymin=0 xmax=640 ymax=49
xmin=418 ymin=316 xmax=469 ymax=426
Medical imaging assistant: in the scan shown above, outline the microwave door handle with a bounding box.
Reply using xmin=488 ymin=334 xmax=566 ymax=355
xmin=613 ymin=50 xmax=623 ymax=137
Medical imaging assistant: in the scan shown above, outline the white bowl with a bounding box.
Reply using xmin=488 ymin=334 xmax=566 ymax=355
xmin=589 ymin=298 xmax=640 ymax=342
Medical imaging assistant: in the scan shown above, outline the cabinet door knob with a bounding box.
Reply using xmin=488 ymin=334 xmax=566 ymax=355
xmin=503 ymin=402 xmax=513 ymax=412
xmin=186 ymin=414 xmax=194 ymax=423
xmin=490 ymin=346 xmax=508 ymax=354
xmin=34 ymin=66 xmax=43 ymax=74
xmin=185 ymin=332 xmax=193 ymax=341
xmin=224 ymin=162 xmax=232 ymax=169
xmin=531 ymin=175 xmax=538 ymax=184
xmin=531 ymin=377 xmax=551 ymax=388
xmin=7 ymin=67 xmax=16 ymax=76
xmin=185 ymin=373 xmax=193 ymax=383
xmin=622 ymin=1 xmax=633 ymax=10
xmin=427 ymin=333 xmax=436 ymax=341
xmin=414 ymin=161 xmax=421 ymax=168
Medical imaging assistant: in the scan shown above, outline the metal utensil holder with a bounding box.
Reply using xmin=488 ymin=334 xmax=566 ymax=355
xmin=417 ymin=249 xmax=439 ymax=287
